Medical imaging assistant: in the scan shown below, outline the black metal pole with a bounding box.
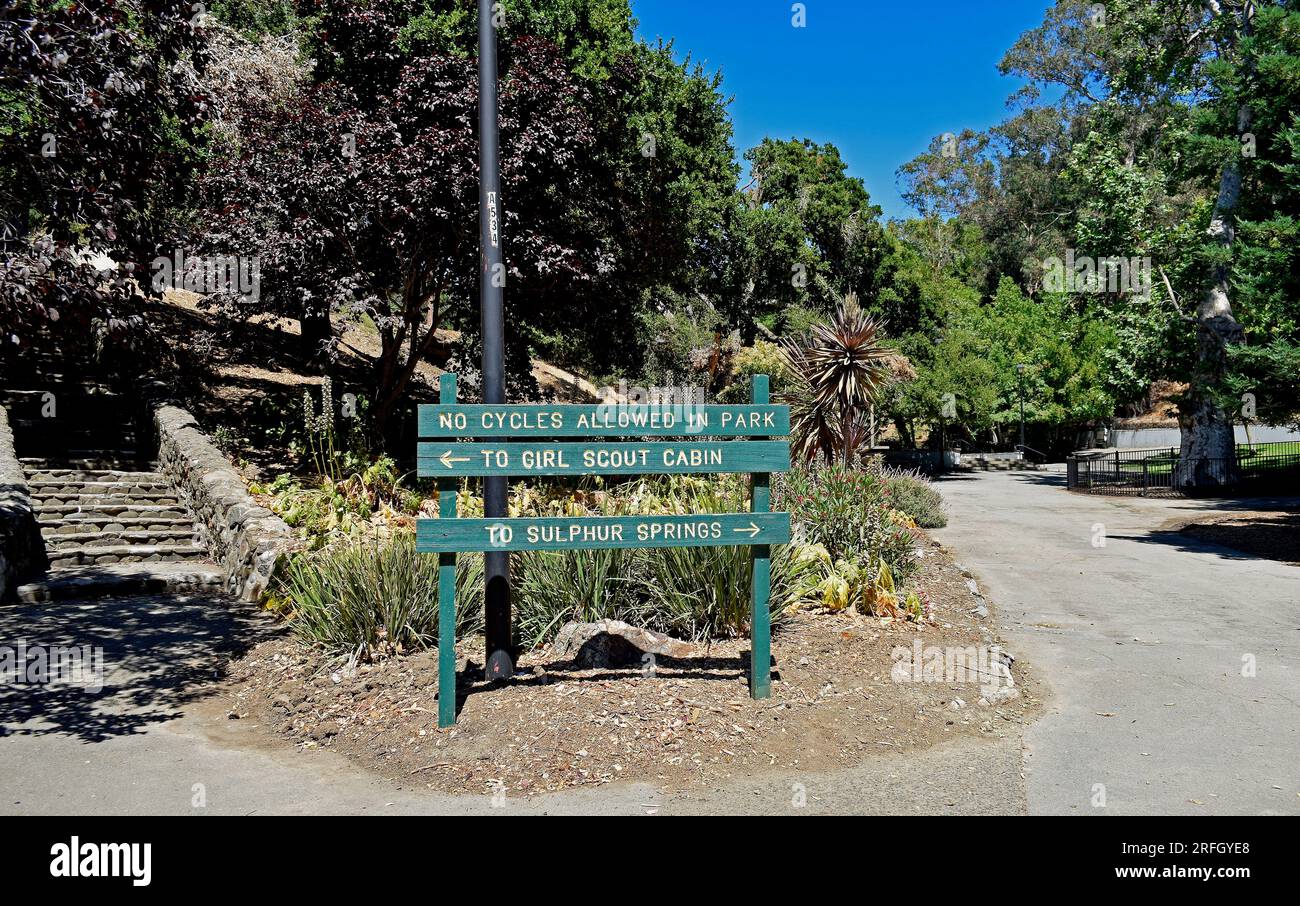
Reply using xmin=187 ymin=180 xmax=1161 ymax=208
xmin=478 ymin=0 xmax=512 ymax=680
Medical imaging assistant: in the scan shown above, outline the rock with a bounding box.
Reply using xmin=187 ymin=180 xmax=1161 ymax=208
xmin=153 ymin=403 xmax=296 ymax=603
xmin=979 ymin=686 xmax=1020 ymax=706
xmin=970 ymin=604 xmax=989 ymax=618
xmin=964 ymin=578 xmax=980 ymax=596
xmin=549 ymin=619 xmax=694 ymax=669
xmin=0 ymin=406 xmax=46 ymax=601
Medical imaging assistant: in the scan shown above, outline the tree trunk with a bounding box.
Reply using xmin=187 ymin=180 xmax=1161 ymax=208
xmin=893 ymin=415 xmax=913 ymax=449
xmin=1179 ymin=152 xmax=1247 ymax=485
xmin=300 ymin=305 xmax=332 ymax=362
xmin=1178 ymin=2 xmax=1252 ymax=489
xmin=371 ymin=316 xmax=443 ymax=444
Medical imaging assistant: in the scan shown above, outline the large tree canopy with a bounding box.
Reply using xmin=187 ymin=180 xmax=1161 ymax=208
xmin=195 ymin=0 xmax=742 ymax=431
xmin=895 ymin=0 xmax=1300 ymax=467
xmin=0 ymin=0 xmax=207 ymax=355
xmin=728 ymin=138 xmax=888 ymax=332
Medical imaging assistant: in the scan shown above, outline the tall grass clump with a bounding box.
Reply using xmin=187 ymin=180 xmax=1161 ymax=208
xmin=280 ymin=533 xmax=482 ymax=656
xmin=513 ymin=547 xmax=646 ymax=650
xmin=881 ymin=468 xmax=947 ymax=528
xmin=640 ymin=542 xmax=822 ymax=641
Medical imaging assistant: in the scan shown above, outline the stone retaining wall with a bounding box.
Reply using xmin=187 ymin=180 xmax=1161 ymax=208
xmin=154 ymin=404 xmax=295 ymax=602
xmin=0 ymin=404 xmax=45 ymax=600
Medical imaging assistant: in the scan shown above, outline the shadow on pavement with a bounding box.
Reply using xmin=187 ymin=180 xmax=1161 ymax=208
xmin=1107 ymin=521 xmax=1299 ymax=565
xmin=0 ymin=594 xmax=280 ymax=743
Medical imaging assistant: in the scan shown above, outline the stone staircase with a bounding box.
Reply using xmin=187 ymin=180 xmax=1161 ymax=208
xmin=963 ymin=456 xmax=1042 ymax=472
xmin=2 ymin=377 xmax=225 ymax=602
xmin=15 ymin=464 xmax=224 ymax=603
xmin=25 ymin=464 xmax=205 ymax=567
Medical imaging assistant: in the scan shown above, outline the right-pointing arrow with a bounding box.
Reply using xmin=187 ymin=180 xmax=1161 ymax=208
xmin=733 ymin=521 xmax=761 ymax=538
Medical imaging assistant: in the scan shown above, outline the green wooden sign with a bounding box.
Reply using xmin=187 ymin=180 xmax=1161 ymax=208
xmin=421 ymin=372 xmax=783 ymax=728
xmin=418 ymin=403 xmax=789 ymax=437
xmin=417 ymin=440 xmax=789 ymax=477
xmin=417 ymin=512 xmax=790 ymax=553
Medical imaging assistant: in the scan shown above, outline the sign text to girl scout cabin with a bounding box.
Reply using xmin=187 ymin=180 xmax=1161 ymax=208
xmin=417 ymin=374 xmax=790 ymax=727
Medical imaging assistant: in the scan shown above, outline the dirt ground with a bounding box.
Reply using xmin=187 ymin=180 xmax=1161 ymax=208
xmin=149 ymin=291 xmax=608 ymax=478
xmin=1174 ymin=509 xmax=1300 ymax=564
xmin=222 ymin=538 xmax=1043 ymax=795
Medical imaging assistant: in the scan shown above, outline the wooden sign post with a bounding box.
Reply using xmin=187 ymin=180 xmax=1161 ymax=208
xmin=418 ymin=375 xmax=791 ymax=727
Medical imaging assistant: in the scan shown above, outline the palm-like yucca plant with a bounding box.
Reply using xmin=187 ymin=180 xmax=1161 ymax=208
xmin=780 ymin=294 xmax=894 ymax=463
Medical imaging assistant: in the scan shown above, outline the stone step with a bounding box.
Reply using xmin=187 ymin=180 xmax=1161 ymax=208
xmin=15 ymin=562 xmax=225 ymax=603
xmin=9 ymin=418 xmax=139 ymax=433
xmin=1 ymin=382 xmax=118 ymax=396
xmin=35 ymin=503 xmax=190 ymax=519
xmin=45 ymin=529 xmax=199 ymax=549
xmin=23 ymin=469 xmax=165 ymax=483
xmin=27 ymin=475 xmax=171 ymax=491
xmin=19 ymin=457 xmax=159 ymax=471
xmin=4 ymin=382 xmax=120 ymax=394
xmin=61 ymin=448 xmax=144 ymax=459
xmin=34 ymin=491 xmax=180 ymax=507
xmin=46 ymin=543 xmax=210 ymax=568
xmin=40 ymin=514 xmax=195 ymax=533
xmin=26 ymin=479 xmax=173 ymax=495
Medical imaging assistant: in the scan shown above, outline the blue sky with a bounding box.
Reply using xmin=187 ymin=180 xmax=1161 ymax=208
xmin=630 ymin=0 xmax=1054 ymax=220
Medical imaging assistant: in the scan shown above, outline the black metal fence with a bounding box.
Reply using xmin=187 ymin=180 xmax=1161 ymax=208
xmin=1066 ymin=442 xmax=1300 ymax=495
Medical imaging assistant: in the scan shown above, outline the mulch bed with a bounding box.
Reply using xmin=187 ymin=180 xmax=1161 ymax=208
xmin=222 ymin=538 xmax=1042 ymax=795
xmin=1176 ymin=510 xmax=1300 ymax=564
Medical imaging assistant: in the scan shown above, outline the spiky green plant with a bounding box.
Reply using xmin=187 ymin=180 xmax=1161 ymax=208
xmin=513 ymin=547 xmax=647 ymax=650
xmin=780 ymin=294 xmax=894 ymax=463
xmin=280 ymin=533 xmax=483 ymax=656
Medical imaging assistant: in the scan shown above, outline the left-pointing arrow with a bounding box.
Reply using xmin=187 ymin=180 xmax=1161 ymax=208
xmin=440 ymin=450 xmax=472 ymax=469
xmin=732 ymin=521 xmax=761 ymax=538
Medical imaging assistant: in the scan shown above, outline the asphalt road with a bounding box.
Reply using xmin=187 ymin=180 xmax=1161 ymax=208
xmin=0 ymin=593 xmax=1023 ymax=816
xmin=5 ymin=469 xmax=1294 ymax=815
xmin=932 ymin=470 xmax=1300 ymax=815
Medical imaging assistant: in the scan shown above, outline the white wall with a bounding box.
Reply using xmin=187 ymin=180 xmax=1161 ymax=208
xmin=1112 ymin=425 xmax=1300 ymax=450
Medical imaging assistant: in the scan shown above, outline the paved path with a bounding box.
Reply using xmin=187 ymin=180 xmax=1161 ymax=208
xmin=0 ymin=593 xmax=1024 ymax=816
xmin=932 ymin=470 xmax=1300 ymax=815
xmin=6 ymin=473 xmax=1295 ymax=815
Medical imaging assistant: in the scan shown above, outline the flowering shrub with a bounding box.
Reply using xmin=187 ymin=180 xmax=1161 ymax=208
xmin=880 ymin=468 xmax=947 ymax=528
xmin=775 ymin=460 xmax=920 ymax=578
xmin=775 ymin=459 xmax=930 ymax=620
xmin=273 ymin=459 xmax=940 ymax=651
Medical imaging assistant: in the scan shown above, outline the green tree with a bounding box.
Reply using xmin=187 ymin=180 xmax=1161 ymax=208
xmin=896 ymin=0 xmax=1300 ymax=478
xmin=730 ymin=139 xmax=889 ymax=333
